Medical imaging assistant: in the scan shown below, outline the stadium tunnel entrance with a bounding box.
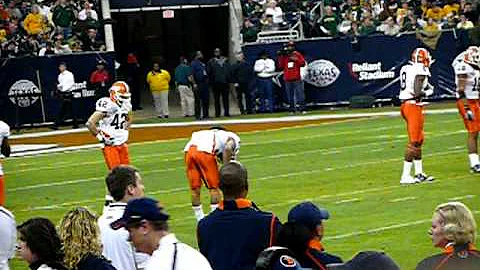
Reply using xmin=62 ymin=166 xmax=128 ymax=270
xmin=111 ymin=7 xmax=229 ymax=72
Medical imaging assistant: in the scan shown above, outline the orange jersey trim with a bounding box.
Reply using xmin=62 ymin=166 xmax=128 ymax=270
xmin=218 ymin=198 xmax=252 ymax=210
xmin=308 ymin=239 xmax=325 ymax=252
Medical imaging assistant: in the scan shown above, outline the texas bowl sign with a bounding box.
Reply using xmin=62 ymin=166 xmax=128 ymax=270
xmin=304 ymin=60 xmax=340 ymax=88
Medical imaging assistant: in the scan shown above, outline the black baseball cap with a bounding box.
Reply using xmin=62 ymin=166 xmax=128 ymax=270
xmin=288 ymin=202 xmax=330 ymax=230
xmin=327 ymin=251 xmax=400 ymax=270
xmin=111 ymin=198 xmax=169 ymax=230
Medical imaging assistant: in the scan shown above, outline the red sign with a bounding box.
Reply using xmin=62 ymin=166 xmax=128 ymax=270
xmin=163 ymin=10 xmax=174 ymax=19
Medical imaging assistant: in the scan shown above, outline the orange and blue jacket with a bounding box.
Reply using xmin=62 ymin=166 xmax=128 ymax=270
xmin=415 ymin=243 xmax=480 ymax=270
xmin=197 ymin=199 xmax=281 ymax=270
xmin=297 ymin=239 xmax=342 ymax=270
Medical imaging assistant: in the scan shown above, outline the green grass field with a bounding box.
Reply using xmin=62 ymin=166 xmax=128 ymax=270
xmin=6 ymin=110 xmax=480 ymax=269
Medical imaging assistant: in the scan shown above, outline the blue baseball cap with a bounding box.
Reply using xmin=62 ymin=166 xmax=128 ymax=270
xmin=111 ymin=198 xmax=169 ymax=230
xmin=327 ymin=251 xmax=400 ymax=270
xmin=288 ymin=202 xmax=330 ymax=230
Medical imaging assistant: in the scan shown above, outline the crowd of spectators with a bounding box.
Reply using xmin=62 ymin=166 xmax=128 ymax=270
xmin=0 ymin=0 xmax=105 ymax=58
xmin=241 ymin=0 xmax=480 ymax=43
xmin=3 ymin=163 xmax=479 ymax=270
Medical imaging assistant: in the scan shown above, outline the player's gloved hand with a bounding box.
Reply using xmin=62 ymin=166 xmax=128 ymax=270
xmin=97 ymin=131 xmax=115 ymax=145
xmin=466 ymin=109 xmax=475 ymax=121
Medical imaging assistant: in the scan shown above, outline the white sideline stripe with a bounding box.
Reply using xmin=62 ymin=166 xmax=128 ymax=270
xmin=8 ymin=130 xmax=465 ymax=192
xmin=448 ymin=194 xmax=476 ymax=200
xmin=389 ymin=196 xmax=417 ymax=203
xmin=326 ymin=210 xmax=480 ymax=241
xmin=9 ymin=108 xmax=457 ymax=140
xmin=334 ymin=198 xmax=361 ymax=204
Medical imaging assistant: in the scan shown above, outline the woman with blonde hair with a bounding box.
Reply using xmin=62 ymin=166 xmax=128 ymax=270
xmin=415 ymin=201 xmax=480 ymax=270
xmin=59 ymin=207 xmax=116 ymax=270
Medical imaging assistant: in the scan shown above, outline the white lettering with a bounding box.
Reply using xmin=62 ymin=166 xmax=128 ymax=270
xmin=358 ymin=71 xmax=395 ymax=81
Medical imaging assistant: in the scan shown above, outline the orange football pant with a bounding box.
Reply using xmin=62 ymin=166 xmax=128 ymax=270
xmin=185 ymin=146 xmax=219 ymax=190
xmin=102 ymin=144 xmax=130 ymax=170
xmin=0 ymin=175 xmax=4 ymax=206
xmin=401 ymin=101 xmax=425 ymax=144
xmin=456 ymin=99 xmax=480 ymax=133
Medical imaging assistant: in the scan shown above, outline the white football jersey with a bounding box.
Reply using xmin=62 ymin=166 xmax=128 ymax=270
xmin=96 ymin=98 xmax=131 ymax=146
xmin=399 ymin=63 xmax=431 ymax=100
xmin=0 ymin=121 xmax=10 ymax=176
xmin=0 ymin=207 xmax=15 ymax=270
xmin=184 ymin=130 xmax=240 ymax=157
xmin=453 ymin=61 xmax=480 ymax=100
xmin=98 ymin=203 xmax=150 ymax=270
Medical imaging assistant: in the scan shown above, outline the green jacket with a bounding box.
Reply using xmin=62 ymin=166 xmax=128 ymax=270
xmin=52 ymin=5 xmax=76 ymax=27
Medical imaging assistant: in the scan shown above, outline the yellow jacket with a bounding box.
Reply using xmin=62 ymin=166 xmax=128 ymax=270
xmin=147 ymin=70 xmax=171 ymax=92
xmin=23 ymin=13 xmax=45 ymax=35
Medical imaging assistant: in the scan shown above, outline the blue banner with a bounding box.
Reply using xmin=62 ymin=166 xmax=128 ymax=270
xmin=243 ymin=30 xmax=469 ymax=105
xmin=0 ymin=52 xmax=115 ymax=127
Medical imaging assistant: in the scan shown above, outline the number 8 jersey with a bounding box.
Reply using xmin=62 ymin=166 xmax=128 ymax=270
xmin=96 ymin=97 xmax=131 ymax=146
xmin=399 ymin=63 xmax=431 ymax=100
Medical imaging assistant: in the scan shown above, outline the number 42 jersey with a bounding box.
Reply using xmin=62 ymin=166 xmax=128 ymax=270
xmin=96 ymin=97 xmax=131 ymax=146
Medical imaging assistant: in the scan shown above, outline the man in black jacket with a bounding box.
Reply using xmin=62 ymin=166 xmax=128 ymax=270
xmin=231 ymin=52 xmax=255 ymax=114
xmin=207 ymin=48 xmax=231 ymax=117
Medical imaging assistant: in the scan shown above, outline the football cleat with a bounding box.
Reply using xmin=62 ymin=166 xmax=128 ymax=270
xmin=415 ymin=173 xmax=435 ymax=182
xmin=471 ymin=164 xmax=480 ymax=173
xmin=400 ymin=175 xmax=419 ymax=185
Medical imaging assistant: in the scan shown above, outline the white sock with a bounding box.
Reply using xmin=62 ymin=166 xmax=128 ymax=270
xmin=192 ymin=205 xmax=205 ymax=221
xmin=468 ymin=153 xmax=479 ymax=167
xmin=413 ymin=159 xmax=423 ymax=175
xmin=402 ymin=161 xmax=413 ymax=178
xmin=210 ymin=204 xmax=219 ymax=213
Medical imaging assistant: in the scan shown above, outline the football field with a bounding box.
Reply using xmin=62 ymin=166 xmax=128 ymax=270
xmin=6 ymin=111 xmax=480 ymax=269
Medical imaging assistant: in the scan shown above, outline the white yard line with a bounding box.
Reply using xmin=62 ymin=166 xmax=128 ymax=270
xmin=448 ymin=194 xmax=476 ymax=200
xmin=389 ymin=196 xmax=417 ymax=203
xmin=334 ymin=198 xmax=362 ymax=204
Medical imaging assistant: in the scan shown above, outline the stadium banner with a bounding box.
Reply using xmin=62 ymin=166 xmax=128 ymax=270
xmin=0 ymin=52 xmax=115 ymax=127
xmin=110 ymin=0 xmax=227 ymax=10
xmin=243 ymin=30 xmax=469 ymax=106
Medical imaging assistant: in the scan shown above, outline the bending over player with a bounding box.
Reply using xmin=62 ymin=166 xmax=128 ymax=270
xmin=399 ymin=48 xmax=435 ymax=184
xmin=0 ymin=121 xmax=10 ymax=205
xmin=453 ymin=46 xmax=480 ymax=172
xmin=184 ymin=127 xmax=240 ymax=221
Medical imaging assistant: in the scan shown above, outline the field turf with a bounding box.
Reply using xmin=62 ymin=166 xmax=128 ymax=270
xmin=6 ymin=110 xmax=480 ymax=269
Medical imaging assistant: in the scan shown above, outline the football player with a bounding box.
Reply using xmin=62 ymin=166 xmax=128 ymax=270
xmin=184 ymin=127 xmax=240 ymax=221
xmin=86 ymin=81 xmax=132 ymax=203
xmin=398 ymin=48 xmax=435 ymax=184
xmin=453 ymin=46 xmax=480 ymax=172
xmin=0 ymin=121 xmax=10 ymax=206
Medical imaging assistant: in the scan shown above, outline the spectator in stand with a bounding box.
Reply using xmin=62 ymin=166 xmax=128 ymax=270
xmin=457 ymin=13 xmax=475 ymax=29
xmin=0 ymin=206 xmax=15 ymax=270
xmin=38 ymin=40 xmax=56 ymax=56
xmin=423 ymin=17 xmax=441 ymax=31
xmin=426 ymin=1 xmax=446 ymax=22
xmin=59 ymin=207 xmax=116 ymax=270
xmin=147 ymin=59 xmax=171 ymax=119
xmin=0 ymin=2 xmax=9 ymax=21
xmin=349 ymin=21 xmax=361 ymax=36
xmin=265 ymin=0 xmax=283 ymax=25
xmin=111 ymin=197 xmax=213 ymax=270
xmin=191 ymin=51 xmax=210 ymax=120
xmin=98 ymin=165 xmax=150 ymax=270
xmin=126 ymin=52 xmax=142 ymax=111
xmin=276 ymin=202 xmax=342 ymax=269
xmin=328 ymin=251 xmax=400 ymax=270
xmin=207 ymin=48 xmax=231 ymax=117
xmin=232 ymin=51 xmax=255 ymax=115
xmin=23 ymin=5 xmax=45 ymax=36
xmin=278 ymin=41 xmax=306 ymax=114
xmin=415 ymin=202 xmax=480 ymax=270
xmin=320 ymin=5 xmax=339 ymax=36
xmin=175 ymin=56 xmax=195 ymax=117
xmin=261 ymin=14 xmax=277 ymax=31
xmin=82 ymin=28 xmax=103 ymax=51
xmin=198 ymin=161 xmax=282 ymax=270
xmin=443 ymin=0 xmax=460 ymax=19
xmin=380 ymin=16 xmax=400 ymax=36
xmin=52 ymin=0 xmax=76 ymax=39
xmin=359 ymin=15 xmax=377 ymax=35
xmin=90 ymin=60 xmax=111 ymax=99
xmin=54 ymin=35 xmax=72 ymax=54
xmin=416 ymin=0 xmax=430 ymax=18
xmin=254 ymin=50 xmax=276 ymax=113
xmin=6 ymin=2 xmax=22 ymax=20
xmin=78 ymin=1 xmax=98 ymax=21
xmin=396 ymin=1 xmax=410 ymax=24
xmin=463 ymin=2 xmax=479 ymax=25
xmin=16 ymin=218 xmax=68 ymax=270
xmin=242 ymin=19 xmax=258 ymax=43
xmin=401 ymin=10 xmax=418 ymax=31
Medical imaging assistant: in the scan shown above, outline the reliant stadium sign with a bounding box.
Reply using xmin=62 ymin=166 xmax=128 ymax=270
xmin=351 ymin=62 xmax=395 ymax=81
